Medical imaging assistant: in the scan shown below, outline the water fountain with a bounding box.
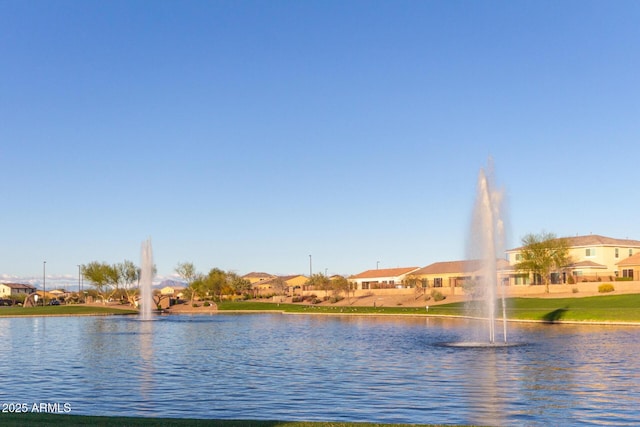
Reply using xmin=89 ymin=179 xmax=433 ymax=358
xmin=463 ymin=161 xmax=510 ymax=346
xmin=139 ymin=238 xmax=154 ymax=321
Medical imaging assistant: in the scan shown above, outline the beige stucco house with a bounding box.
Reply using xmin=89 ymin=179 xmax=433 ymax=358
xmin=616 ymin=252 xmax=640 ymax=281
xmin=349 ymin=267 xmax=421 ymax=290
xmin=242 ymin=272 xmax=276 ymax=284
xmin=161 ymin=286 xmax=185 ymax=297
xmin=280 ymin=275 xmax=308 ymax=293
xmin=411 ymin=259 xmax=512 ymax=290
xmin=505 ymin=234 xmax=640 ymax=283
xmin=249 ymin=274 xmax=308 ymax=295
xmin=0 ymin=282 xmax=36 ymax=298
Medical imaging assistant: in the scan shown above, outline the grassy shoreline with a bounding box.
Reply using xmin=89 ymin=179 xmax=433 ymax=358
xmin=216 ymin=294 xmax=640 ymax=324
xmin=1 ymin=294 xmax=639 ymax=324
xmin=0 ymin=305 xmax=137 ymax=317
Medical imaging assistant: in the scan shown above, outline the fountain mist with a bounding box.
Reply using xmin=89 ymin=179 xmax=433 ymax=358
xmin=139 ymin=238 xmax=154 ymax=321
xmin=468 ymin=162 xmax=507 ymax=343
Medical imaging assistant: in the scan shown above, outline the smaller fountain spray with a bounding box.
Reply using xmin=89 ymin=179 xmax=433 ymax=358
xmin=139 ymin=238 xmax=154 ymax=321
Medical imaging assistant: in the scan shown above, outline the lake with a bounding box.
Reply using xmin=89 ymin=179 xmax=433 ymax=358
xmin=0 ymin=313 xmax=638 ymax=426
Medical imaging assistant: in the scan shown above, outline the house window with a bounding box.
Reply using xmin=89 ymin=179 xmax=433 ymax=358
xmin=630 ymin=249 xmax=634 ymax=257
xmin=585 ymin=248 xmax=596 ymax=257
xmin=515 ymin=253 xmax=522 ymax=261
xmin=434 ymin=278 xmax=443 ymax=287
xmin=615 ymin=248 xmax=619 ymax=258
xmin=623 ymin=269 xmax=634 ymax=279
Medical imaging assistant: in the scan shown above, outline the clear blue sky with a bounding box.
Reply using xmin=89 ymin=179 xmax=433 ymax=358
xmin=2 ymin=1 xmax=639 ymax=288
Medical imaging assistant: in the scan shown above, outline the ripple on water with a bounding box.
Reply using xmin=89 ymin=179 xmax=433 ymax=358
xmin=1 ymin=314 xmax=639 ymax=426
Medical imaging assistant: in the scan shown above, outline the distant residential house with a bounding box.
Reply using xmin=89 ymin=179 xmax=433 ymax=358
xmin=45 ymin=289 xmax=70 ymax=302
xmin=349 ymin=267 xmax=421 ymax=290
xmin=411 ymin=259 xmax=512 ymax=289
xmin=616 ymin=252 xmax=640 ymax=281
xmin=506 ymin=234 xmax=640 ymax=283
xmin=161 ymin=286 xmax=185 ymax=297
xmin=251 ymin=274 xmax=308 ymax=295
xmin=0 ymin=283 xmax=37 ymax=300
xmin=280 ymin=275 xmax=308 ymax=293
xmin=242 ymin=272 xmax=277 ymax=284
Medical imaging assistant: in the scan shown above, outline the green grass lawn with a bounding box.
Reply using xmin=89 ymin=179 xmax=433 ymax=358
xmin=217 ymin=301 xmax=435 ymax=315
xmin=0 ymin=413 xmax=458 ymax=427
xmin=0 ymin=305 xmax=137 ymax=316
xmin=218 ymin=294 xmax=640 ymax=323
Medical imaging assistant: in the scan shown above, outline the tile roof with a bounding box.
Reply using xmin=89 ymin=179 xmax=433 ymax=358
xmin=413 ymin=259 xmax=511 ymax=275
xmin=564 ymin=234 xmax=640 ymax=247
xmin=569 ymin=260 xmax=607 ymax=269
xmin=242 ymin=272 xmax=275 ymax=279
xmin=617 ymin=252 xmax=640 ymax=266
xmin=508 ymin=234 xmax=640 ymax=251
xmin=254 ymin=275 xmax=307 ymax=286
xmin=278 ymin=275 xmax=306 ymax=281
xmin=350 ymin=267 xmax=420 ymax=279
xmin=1 ymin=282 xmax=36 ymax=290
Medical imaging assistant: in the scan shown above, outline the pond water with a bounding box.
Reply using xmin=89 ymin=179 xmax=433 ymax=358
xmin=0 ymin=313 xmax=638 ymax=426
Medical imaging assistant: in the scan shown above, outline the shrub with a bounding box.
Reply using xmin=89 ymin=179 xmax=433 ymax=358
xmin=431 ymin=290 xmax=446 ymax=302
xmin=329 ymin=295 xmax=344 ymax=304
xmin=311 ymin=298 xmax=322 ymax=304
xmin=598 ymin=283 xmax=615 ymax=293
xmin=572 ymin=287 xmax=579 ymax=294
xmin=567 ymin=274 xmax=576 ymax=285
xmin=192 ymin=303 xmax=200 ymax=308
xmin=204 ymin=301 xmax=210 ymax=307
xmin=292 ymin=296 xmax=304 ymax=303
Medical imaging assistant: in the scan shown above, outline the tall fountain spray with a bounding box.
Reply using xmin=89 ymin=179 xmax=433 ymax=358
xmin=139 ymin=238 xmax=154 ymax=321
xmin=468 ymin=162 xmax=508 ymax=344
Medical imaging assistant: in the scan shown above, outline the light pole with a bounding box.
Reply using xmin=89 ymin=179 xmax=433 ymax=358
xmin=43 ymin=261 xmax=46 ymax=306
xmin=309 ymin=255 xmax=312 ymax=277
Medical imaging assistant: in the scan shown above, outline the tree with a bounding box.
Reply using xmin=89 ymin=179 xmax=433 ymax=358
xmin=227 ymin=271 xmax=252 ymax=296
xmin=403 ymin=273 xmax=427 ymax=300
xmin=270 ymin=277 xmax=288 ymax=295
xmin=330 ymin=275 xmax=351 ymax=303
xmin=176 ymin=262 xmax=200 ymax=306
xmin=306 ymin=273 xmax=330 ymax=296
xmin=81 ymin=262 xmax=119 ymax=303
xmin=184 ymin=275 xmax=206 ymax=306
xmin=514 ymin=232 xmax=572 ymax=293
xmin=116 ymin=260 xmax=139 ymax=306
xmin=175 ymin=262 xmax=197 ymax=285
xmin=202 ymin=268 xmax=228 ymax=301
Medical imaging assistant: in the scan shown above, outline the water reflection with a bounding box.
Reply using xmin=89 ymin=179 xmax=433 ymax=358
xmin=0 ymin=314 xmax=639 ymax=426
xmin=138 ymin=320 xmax=154 ymax=410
